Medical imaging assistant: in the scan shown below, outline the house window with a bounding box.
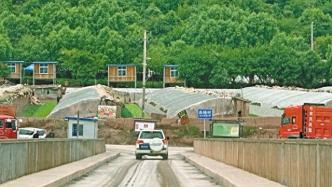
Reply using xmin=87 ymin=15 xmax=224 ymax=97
xmin=8 ymin=63 xmax=16 ymax=73
xmin=118 ymin=66 xmax=127 ymax=77
xmin=72 ymin=124 xmax=83 ymax=136
xmin=170 ymin=67 xmax=178 ymax=77
xmin=39 ymin=64 xmax=48 ymax=74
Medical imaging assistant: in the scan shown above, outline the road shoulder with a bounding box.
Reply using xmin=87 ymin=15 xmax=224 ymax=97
xmin=1 ymin=151 xmax=120 ymax=187
xmin=182 ymin=152 xmax=285 ymax=187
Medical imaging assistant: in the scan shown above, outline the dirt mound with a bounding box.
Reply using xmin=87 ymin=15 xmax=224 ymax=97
xmin=0 ymin=85 xmax=32 ymax=104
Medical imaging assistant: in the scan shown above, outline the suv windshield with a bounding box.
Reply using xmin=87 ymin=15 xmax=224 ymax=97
xmin=139 ymin=131 xmax=164 ymax=139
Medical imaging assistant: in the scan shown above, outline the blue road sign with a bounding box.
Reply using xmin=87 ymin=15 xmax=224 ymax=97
xmin=197 ymin=109 xmax=213 ymax=119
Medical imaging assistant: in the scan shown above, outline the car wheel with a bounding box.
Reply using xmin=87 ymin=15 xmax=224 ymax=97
xmin=136 ymin=154 xmax=141 ymax=160
xmin=162 ymin=154 xmax=168 ymax=160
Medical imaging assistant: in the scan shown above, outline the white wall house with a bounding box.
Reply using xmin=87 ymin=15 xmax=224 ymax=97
xmin=65 ymin=116 xmax=98 ymax=139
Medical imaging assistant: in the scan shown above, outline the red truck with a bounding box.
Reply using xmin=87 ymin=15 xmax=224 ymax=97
xmin=279 ymin=104 xmax=332 ymax=139
xmin=0 ymin=105 xmax=18 ymax=139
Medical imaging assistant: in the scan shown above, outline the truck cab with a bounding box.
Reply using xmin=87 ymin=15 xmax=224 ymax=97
xmin=279 ymin=105 xmax=304 ymax=138
xmin=0 ymin=115 xmax=18 ymax=139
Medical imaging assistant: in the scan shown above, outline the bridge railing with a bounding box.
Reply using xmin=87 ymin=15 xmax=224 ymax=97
xmin=194 ymin=138 xmax=332 ymax=187
xmin=0 ymin=139 xmax=105 ymax=184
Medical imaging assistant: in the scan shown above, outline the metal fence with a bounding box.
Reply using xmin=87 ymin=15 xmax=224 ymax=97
xmin=194 ymin=139 xmax=332 ymax=187
xmin=0 ymin=139 xmax=105 ymax=184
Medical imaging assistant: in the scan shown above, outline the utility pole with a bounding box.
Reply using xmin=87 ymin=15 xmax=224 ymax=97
xmin=76 ymin=110 xmax=80 ymax=138
xmin=141 ymin=30 xmax=147 ymax=118
xmin=311 ymin=22 xmax=314 ymax=51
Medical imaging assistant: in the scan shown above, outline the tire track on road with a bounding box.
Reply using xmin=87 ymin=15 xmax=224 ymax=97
xmin=120 ymin=159 xmax=144 ymax=187
xmin=106 ymin=159 xmax=139 ymax=187
xmin=119 ymin=158 xmax=160 ymax=187
xmin=66 ymin=146 xmax=220 ymax=187
xmin=157 ymin=160 xmax=181 ymax=187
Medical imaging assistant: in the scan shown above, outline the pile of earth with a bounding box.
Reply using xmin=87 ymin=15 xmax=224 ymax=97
xmin=0 ymin=84 xmax=32 ymax=104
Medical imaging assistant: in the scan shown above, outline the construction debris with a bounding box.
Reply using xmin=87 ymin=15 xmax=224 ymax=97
xmin=0 ymin=84 xmax=33 ymax=104
xmin=30 ymin=95 xmax=41 ymax=105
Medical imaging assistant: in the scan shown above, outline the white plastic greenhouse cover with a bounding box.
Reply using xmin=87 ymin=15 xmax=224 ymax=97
xmin=242 ymin=87 xmax=332 ymax=109
xmin=144 ymin=87 xmax=221 ymax=117
xmin=48 ymin=85 xmax=106 ymax=117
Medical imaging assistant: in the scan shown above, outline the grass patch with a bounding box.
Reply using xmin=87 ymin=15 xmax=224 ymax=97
xmin=20 ymin=100 xmax=57 ymax=117
xmin=176 ymin=125 xmax=201 ymax=138
xmin=121 ymin=106 xmax=133 ymax=118
xmin=241 ymin=126 xmax=259 ymax=138
xmin=121 ymin=104 xmax=149 ymax=118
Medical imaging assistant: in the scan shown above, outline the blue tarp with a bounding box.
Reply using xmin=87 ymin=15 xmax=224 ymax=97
xmin=24 ymin=64 xmax=34 ymax=72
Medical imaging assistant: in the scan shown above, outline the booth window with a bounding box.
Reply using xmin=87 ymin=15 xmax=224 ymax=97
xmin=170 ymin=67 xmax=178 ymax=77
xmin=118 ymin=66 xmax=127 ymax=76
xmin=8 ymin=63 xmax=16 ymax=73
xmin=72 ymin=124 xmax=83 ymax=136
xmin=40 ymin=64 xmax=48 ymax=74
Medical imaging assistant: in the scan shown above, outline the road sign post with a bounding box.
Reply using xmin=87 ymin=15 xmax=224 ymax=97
xmin=197 ymin=109 xmax=213 ymax=139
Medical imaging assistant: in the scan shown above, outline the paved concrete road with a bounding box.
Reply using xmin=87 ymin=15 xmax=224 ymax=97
xmin=65 ymin=145 xmax=221 ymax=187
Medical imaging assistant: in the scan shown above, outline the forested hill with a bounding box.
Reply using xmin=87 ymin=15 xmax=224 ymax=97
xmin=0 ymin=0 xmax=332 ymax=88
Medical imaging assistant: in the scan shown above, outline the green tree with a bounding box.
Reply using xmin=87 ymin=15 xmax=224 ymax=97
xmin=209 ymin=63 xmax=231 ymax=87
xmin=325 ymin=46 xmax=332 ymax=84
xmin=148 ymin=43 xmax=169 ymax=73
xmin=174 ymin=46 xmax=214 ymax=87
xmin=13 ymin=35 xmax=46 ymax=62
xmin=265 ymin=33 xmax=302 ymax=86
xmin=299 ymin=8 xmax=332 ymax=37
xmin=0 ymin=63 xmax=10 ymax=78
xmin=60 ymin=49 xmax=106 ymax=84
xmin=0 ymin=34 xmax=12 ymax=60
xmin=244 ymin=13 xmax=278 ymax=46
xmin=316 ymin=36 xmax=332 ymax=59
xmin=0 ymin=0 xmax=331 ymax=88
xmin=298 ymin=50 xmax=324 ymax=88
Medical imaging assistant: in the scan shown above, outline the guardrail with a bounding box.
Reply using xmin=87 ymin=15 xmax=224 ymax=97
xmin=0 ymin=139 xmax=105 ymax=184
xmin=194 ymin=138 xmax=332 ymax=187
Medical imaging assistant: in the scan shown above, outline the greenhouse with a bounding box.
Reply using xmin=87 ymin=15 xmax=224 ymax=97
xmin=242 ymin=87 xmax=332 ymax=109
xmin=240 ymin=87 xmax=332 ymax=116
xmin=47 ymin=85 xmax=114 ymax=118
xmin=143 ymin=87 xmax=234 ymax=118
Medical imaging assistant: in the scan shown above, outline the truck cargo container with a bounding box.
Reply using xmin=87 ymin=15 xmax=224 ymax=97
xmin=279 ymin=104 xmax=332 ymax=138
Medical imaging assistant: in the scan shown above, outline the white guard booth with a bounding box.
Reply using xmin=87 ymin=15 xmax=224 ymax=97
xmin=65 ymin=116 xmax=98 ymax=139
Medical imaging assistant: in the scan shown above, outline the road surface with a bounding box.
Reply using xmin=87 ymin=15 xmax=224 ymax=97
xmin=65 ymin=145 xmax=221 ymax=187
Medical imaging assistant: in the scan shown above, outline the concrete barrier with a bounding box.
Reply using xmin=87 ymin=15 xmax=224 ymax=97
xmin=0 ymin=139 xmax=105 ymax=184
xmin=194 ymin=139 xmax=332 ymax=187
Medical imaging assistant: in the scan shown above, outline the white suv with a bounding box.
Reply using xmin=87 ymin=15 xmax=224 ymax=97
xmin=135 ymin=129 xmax=169 ymax=160
xmin=18 ymin=127 xmax=47 ymax=139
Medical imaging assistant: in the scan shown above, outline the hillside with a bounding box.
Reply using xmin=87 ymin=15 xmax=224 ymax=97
xmin=0 ymin=0 xmax=332 ymax=88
